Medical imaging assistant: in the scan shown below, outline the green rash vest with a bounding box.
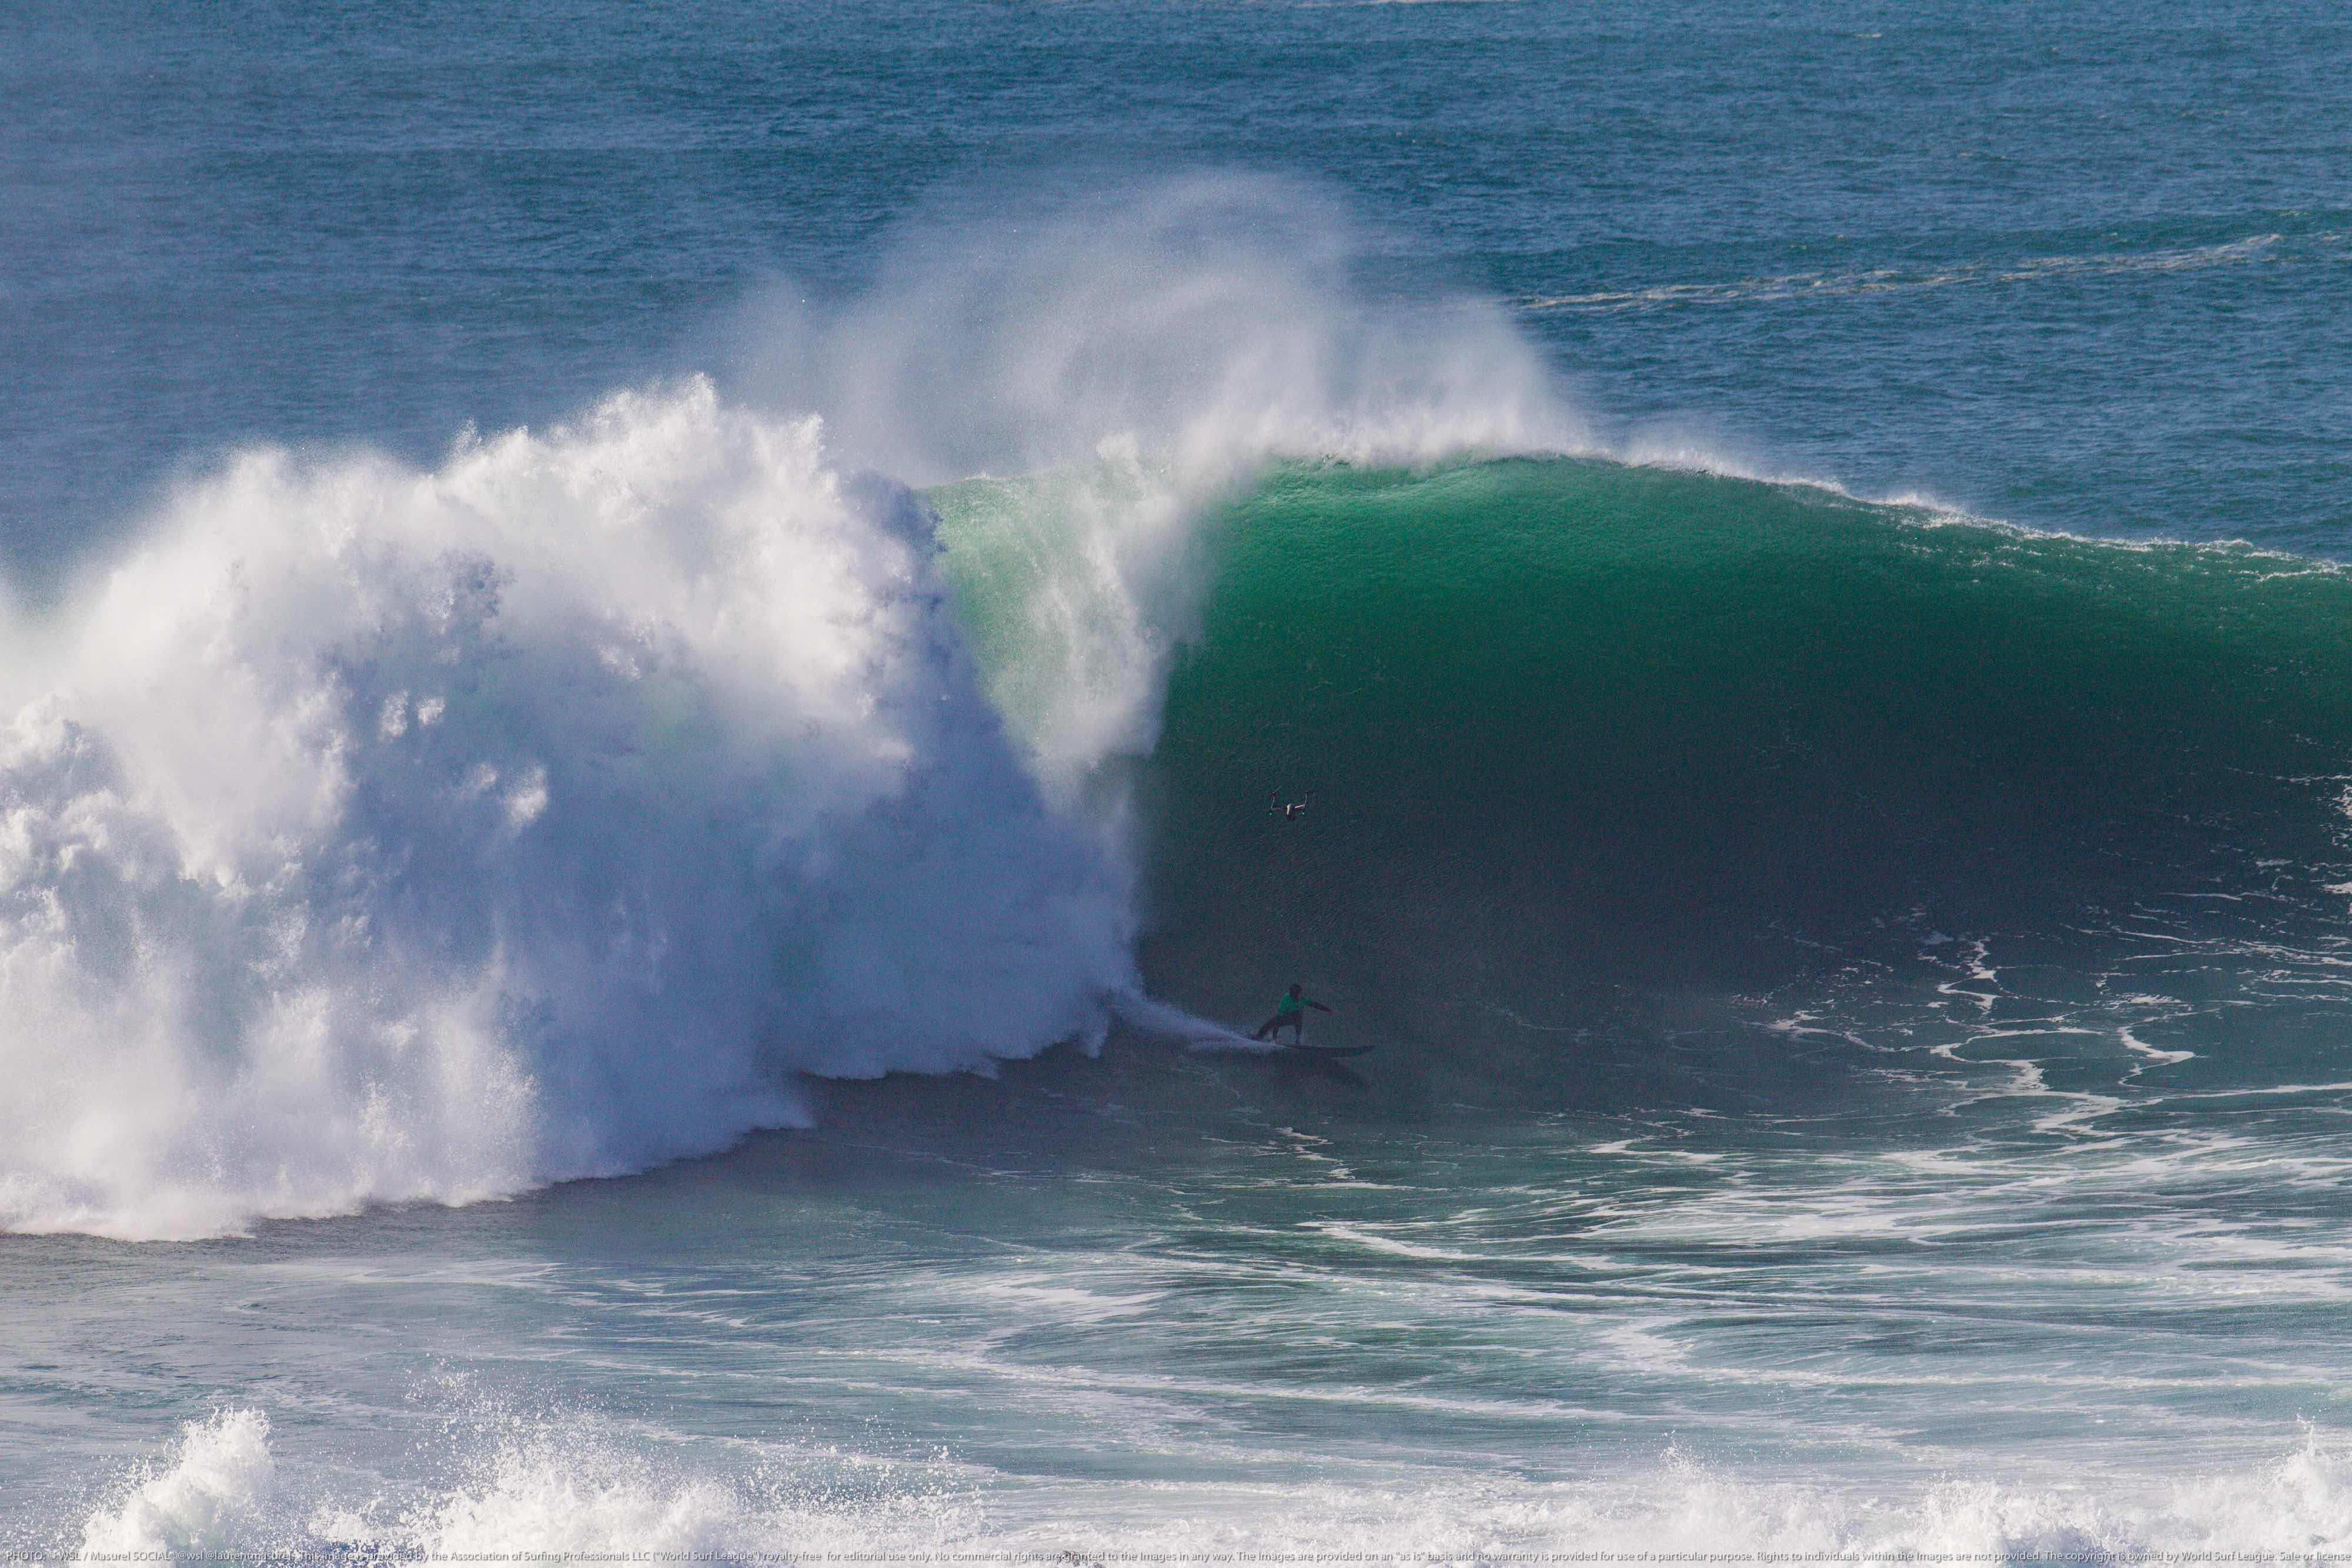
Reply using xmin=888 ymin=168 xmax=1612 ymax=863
xmin=1275 ymin=994 xmax=1304 ymax=1017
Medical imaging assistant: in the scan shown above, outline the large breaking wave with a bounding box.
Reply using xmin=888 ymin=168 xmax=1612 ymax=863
xmin=0 ymin=178 xmax=1572 ymax=1240
xmin=8 ymin=175 xmax=2352 ymax=1239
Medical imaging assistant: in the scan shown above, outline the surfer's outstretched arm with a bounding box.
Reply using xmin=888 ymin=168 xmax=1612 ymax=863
xmin=1308 ymin=1000 xmax=1334 ymax=1013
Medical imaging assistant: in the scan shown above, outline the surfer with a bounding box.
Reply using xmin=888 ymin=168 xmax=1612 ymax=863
xmin=1252 ymin=983 xmax=1334 ymax=1045
xmin=1268 ymin=789 xmax=1310 ymax=820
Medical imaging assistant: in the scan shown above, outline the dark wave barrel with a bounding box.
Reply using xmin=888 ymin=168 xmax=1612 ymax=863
xmin=1097 ymin=459 xmax=2352 ymax=1098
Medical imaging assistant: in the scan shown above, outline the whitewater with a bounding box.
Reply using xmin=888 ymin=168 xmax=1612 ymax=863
xmin=0 ymin=382 xmax=1142 ymax=1241
xmin=14 ymin=2 xmax=2352 ymax=1563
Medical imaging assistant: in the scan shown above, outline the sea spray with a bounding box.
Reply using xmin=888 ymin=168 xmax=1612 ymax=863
xmin=76 ymin=1410 xmax=280 ymax=1561
xmin=727 ymin=174 xmax=1591 ymax=803
xmin=0 ymin=380 xmax=1130 ymax=1241
xmin=65 ymin=1405 xmax=2352 ymax=1564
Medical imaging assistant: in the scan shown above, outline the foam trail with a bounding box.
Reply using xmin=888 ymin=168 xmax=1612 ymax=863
xmin=1111 ymin=988 xmax=1268 ymax=1051
xmin=0 ymin=380 xmax=1132 ymax=1241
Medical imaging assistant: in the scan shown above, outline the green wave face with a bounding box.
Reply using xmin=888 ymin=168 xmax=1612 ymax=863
xmin=946 ymin=458 xmax=2352 ymax=1092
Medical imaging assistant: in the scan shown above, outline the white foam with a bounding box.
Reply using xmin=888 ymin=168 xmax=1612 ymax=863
xmin=71 ymin=1407 xmax=2352 ymax=1565
xmin=0 ymin=382 xmax=1133 ymax=1240
xmin=401 ymin=1444 xmax=777 ymax=1561
xmin=78 ymin=1409 xmax=278 ymax=1560
xmin=2120 ymin=1026 xmax=2196 ymax=1066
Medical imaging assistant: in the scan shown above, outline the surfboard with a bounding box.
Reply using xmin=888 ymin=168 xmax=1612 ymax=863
xmin=1284 ymin=1043 xmax=1374 ymax=1059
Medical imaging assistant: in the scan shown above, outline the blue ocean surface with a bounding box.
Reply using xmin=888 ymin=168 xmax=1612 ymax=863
xmin=7 ymin=2 xmax=2352 ymax=1560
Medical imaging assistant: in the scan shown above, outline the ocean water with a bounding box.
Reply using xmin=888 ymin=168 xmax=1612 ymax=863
xmin=8 ymin=1 xmax=2352 ymax=1561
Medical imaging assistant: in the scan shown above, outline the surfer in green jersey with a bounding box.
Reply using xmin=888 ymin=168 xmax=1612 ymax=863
xmin=1252 ymin=983 xmax=1334 ymax=1045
